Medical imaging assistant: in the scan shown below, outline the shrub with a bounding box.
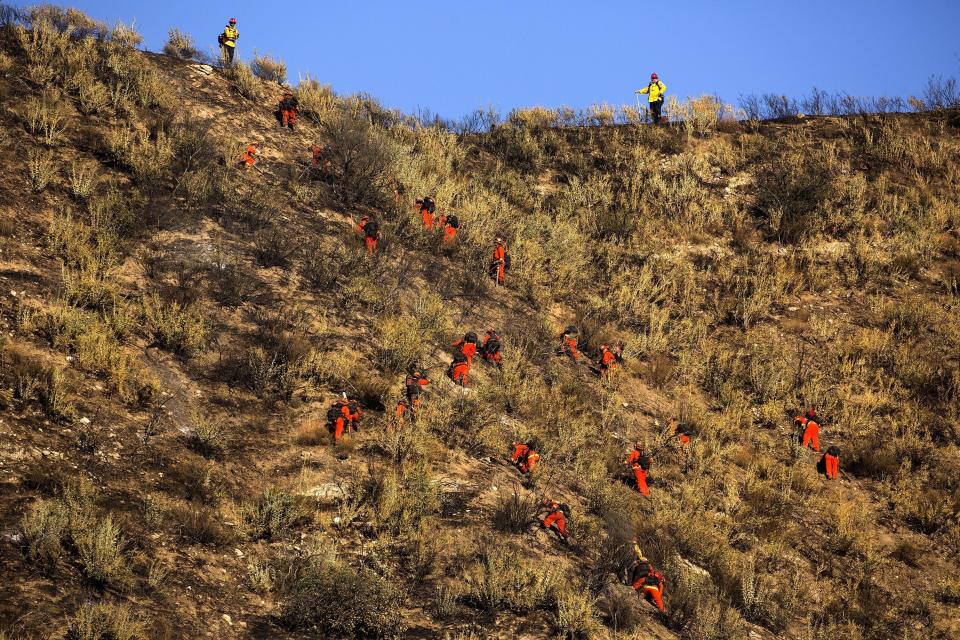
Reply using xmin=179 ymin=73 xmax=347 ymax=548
xmin=301 ymin=238 xmax=364 ymax=290
xmin=278 ymin=557 xmax=406 ymax=637
xmin=242 ymin=488 xmax=302 ymax=541
xmin=20 ymin=498 xmax=68 ymax=571
xmin=69 ymin=160 xmax=99 ymax=199
xmin=209 ymin=258 xmax=256 ymax=306
xmin=27 ymin=148 xmax=55 ymax=191
xmin=184 ymin=413 xmax=229 ymax=459
xmin=463 ymin=542 xmax=560 ymax=613
xmin=321 ymin=108 xmax=396 ymax=206
xmin=141 ymin=294 xmax=206 ymax=357
xmin=75 ymin=515 xmax=128 ymax=588
xmin=64 ymin=602 xmax=146 ymax=640
xmin=490 ymin=486 xmax=539 ymax=534
xmin=228 ymin=62 xmax=261 ymax=100
xmin=297 ymin=75 xmax=338 ymax=124
xmin=554 ymin=584 xmax=598 ymax=639
xmin=74 ymin=72 xmax=111 ymax=115
xmin=251 ymin=51 xmax=287 ymax=84
xmin=254 ymin=226 xmax=300 ymax=268
xmin=175 ymin=504 xmax=226 ymax=545
xmin=23 ymin=89 xmax=68 ymax=146
xmin=163 ymin=28 xmax=197 ymax=60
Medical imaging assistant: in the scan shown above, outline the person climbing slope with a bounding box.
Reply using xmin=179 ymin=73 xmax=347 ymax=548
xmin=625 ymin=442 xmax=652 ymax=496
xmin=240 ymin=143 xmax=259 ymax=168
xmin=795 ymin=408 xmax=821 ymax=451
xmin=404 ymin=366 xmax=431 ymax=410
xmin=355 ymin=215 xmax=381 ymax=255
xmin=540 ymin=499 xmax=570 ymax=543
xmin=277 ymin=89 xmax=299 ymax=130
xmin=598 ymin=343 xmax=624 ymax=378
xmin=636 ymin=72 xmax=666 ymax=124
xmin=510 ymin=440 xmax=540 ymax=475
xmin=448 ymin=351 xmax=470 ymax=387
xmin=479 ymin=328 xmax=502 ymax=368
xmin=820 ymin=444 xmax=841 ymax=480
xmin=489 ymin=237 xmax=508 ymax=286
xmin=557 ymin=326 xmax=581 ymax=361
xmin=452 ymin=331 xmax=479 ymax=365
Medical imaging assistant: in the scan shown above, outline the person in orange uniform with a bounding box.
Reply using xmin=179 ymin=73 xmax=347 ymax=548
xmin=479 ymin=328 xmax=502 ymax=368
xmin=310 ymin=144 xmax=331 ymax=172
xmin=342 ymin=397 xmax=361 ymax=433
xmin=821 ymin=444 xmax=840 ymax=480
xmin=328 ymin=399 xmax=349 ymax=442
xmin=625 ymin=443 xmax=652 ymax=496
xmin=558 ymin=326 xmax=581 ymax=361
xmin=355 ymin=216 xmax=381 ymax=255
xmin=418 ymin=196 xmax=436 ymax=229
xmin=452 ymin=332 xmax=479 ymax=365
xmin=394 ymin=398 xmax=409 ymax=427
xmin=598 ymin=343 xmax=624 ymax=378
xmin=489 ymin=237 xmax=507 ymax=285
xmin=277 ymin=89 xmax=299 ymax=129
xmin=404 ymin=366 xmax=431 ymax=410
xmin=540 ymin=499 xmax=570 ymax=542
xmin=439 ymin=213 xmax=458 ymax=243
xmin=510 ymin=440 xmax=540 ymax=475
xmin=636 ymin=564 xmax=666 ymax=611
xmin=240 ymin=143 xmax=259 ymax=168
xmin=448 ymin=351 xmax=470 ymax=387
xmin=795 ymin=408 xmax=821 ymax=451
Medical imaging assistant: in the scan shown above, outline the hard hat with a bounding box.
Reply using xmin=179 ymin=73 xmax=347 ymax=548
xmin=650 ymin=72 xmax=658 ymax=80
xmin=229 ymin=17 xmax=237 ymax=24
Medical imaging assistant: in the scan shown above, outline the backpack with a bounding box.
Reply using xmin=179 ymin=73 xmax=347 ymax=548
xmin=326 ymin=405 xmax=341 ymax=425
xmin=503 ymin=253 xmax=511 ymax=270
xmin=217 ymin=33 xmax=226 ymax=46
xmin=464 ymin=331 xmax=478 ymax=344
xmin=559 ymin=503 xmax=571 ymax=517
xmin=405 ymin=376 xmax=422 ymax=398
xmin=348 ymin=401 xmax=358 ymax=414
xmin=484 ymin=337 xmax=501 ymax=354
xmin=364 ymin=220 xmax=380 ymax=237
xmin=447 ymin=214 xmax=459 ymax=229
xmin=639 ymin=453 xmax=651 ymax=471
xmin=452 ymin=351 xmax=468 ymax=365
xmin=425 ymin=198 xmax=436 ymax=214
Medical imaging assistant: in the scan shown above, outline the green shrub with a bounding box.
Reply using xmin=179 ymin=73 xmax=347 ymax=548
xmin=75 ymin=515 xmax=128 ymax=588
xmin=69 ymin=160 xmax=99 ymax=199
xmin=141 ymin=294 xmax=206 ymax=357
xmin=463 ymin=542 xmax=560 ymax=613
xmin=23 ymin=89 xmax=68 ymax=146
xmin=278 ymin=558 xmax=406 ymax=637
xmin=20 ymin=498 xmax=68 ymax=571
xmin=228 ymin=62 xmax=261 ymax=100
xmin=490 ymin=487 xmax=539 ymax=534
xmin=64 ymin=602 xmax=146 ymax=640
xmin=184 ymin=413 xmax=229 ymax=459
xmin=27 ymin=148 xmax=55 ymax=191
xmin=242 ymin=488 xmax=302 ymax=541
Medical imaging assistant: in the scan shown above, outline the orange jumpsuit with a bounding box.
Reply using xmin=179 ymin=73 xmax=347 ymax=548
xmin=823 ymin=445 xmax=840 ymax=480
xmin=443 ymin=223 xmax=457 ymax=243
xmin=395 ymin=400 xmax=408 ymax=423
xmin=797 ymin=416 xmax=820 ymax=451
xmin=542 ymin=502 xmax=567 ymax=539
xmin=560 ymin=335 xmax=581 ymax=361
xmin=449 ymin=361 xmax=470 ymax=386
xmin=639 ymin=571 xmax=666 ymax=611
xmin=453 ymin=339 xmax=478 ymax=365
xmin=625 ymin=448 xmax=651 ymax=496
xmin=599 ymin=346 xmax=617 ymax=377
xmin=332 ymin=415 xmax=348 ymax=442
xmin=241 ymin=144 xmax=258 ymax=167
xmin=491 ymin=243 xmax=506 ymax=285
xmin=511 ymin=443 xmax=539 ymax=474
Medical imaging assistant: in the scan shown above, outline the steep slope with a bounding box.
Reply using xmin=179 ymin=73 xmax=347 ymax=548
xmin=2 ymin=8 xmax=960 ymax=640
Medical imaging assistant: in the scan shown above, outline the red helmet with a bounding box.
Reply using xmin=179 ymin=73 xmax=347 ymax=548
xmin=229 ymin=17 xmax=237 ymax=24
xmin=651 ymin=73 xmax=658 ymax=80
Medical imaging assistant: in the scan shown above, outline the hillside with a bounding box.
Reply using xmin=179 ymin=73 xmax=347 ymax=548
xmin=1 ymin=7 xmax=960 ymax=640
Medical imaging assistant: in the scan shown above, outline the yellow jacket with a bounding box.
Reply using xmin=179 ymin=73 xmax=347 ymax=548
xmin=222 ymin=25 xmax=238 ymax=47
xmin=639 ymin=80 xmax=666 ymax=103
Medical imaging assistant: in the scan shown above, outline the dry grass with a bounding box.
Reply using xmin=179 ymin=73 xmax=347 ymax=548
xmin=163 ymin=27 xmax=197 ymax=59
xmin=251 ymin=51 xmax=287 ymax=85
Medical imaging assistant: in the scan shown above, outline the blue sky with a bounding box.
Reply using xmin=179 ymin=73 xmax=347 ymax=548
xmin=13 ymin=0 xmax=960 ymax=118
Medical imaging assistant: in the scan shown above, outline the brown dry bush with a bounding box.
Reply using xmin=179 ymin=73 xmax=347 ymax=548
xmin=64 ymin=602 xmax=146 ymax=640
xmin=163 ymin=27 xmax=197 ymax=59
xmin=250 ymin=50 xmax=286 ymax=84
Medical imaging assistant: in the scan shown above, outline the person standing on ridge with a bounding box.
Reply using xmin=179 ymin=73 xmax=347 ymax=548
xmin=795 ymin=408 xmax=821 ymax=452
xmin=636 ymin=73 xmax=666 ymax=124
xmin=219 ymin=18 xmax=239 ymax=65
